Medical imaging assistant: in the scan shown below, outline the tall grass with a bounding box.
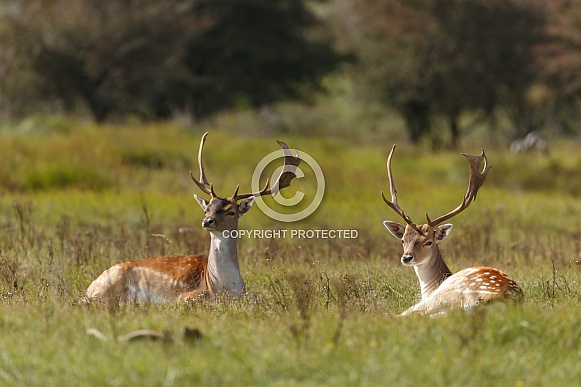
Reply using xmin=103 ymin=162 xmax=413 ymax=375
xmin=0 ymin=121 xmax=581 ymax=385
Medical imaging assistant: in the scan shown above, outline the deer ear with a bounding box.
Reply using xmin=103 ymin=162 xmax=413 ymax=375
xmin=238 ymin=197 xmax=255 ymax=217
xmin=194 ymin=194 xmax=208 ymax=210
xmin=435 ymin=224 xmax=453 ymax=242
xmin=383 ymin=220 xmax=405 ymax=239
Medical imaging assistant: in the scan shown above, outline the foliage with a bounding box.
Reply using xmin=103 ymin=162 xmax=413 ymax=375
xmin=536 ymin=0 xmax=581 ymax=135
xmin=4 ymin=1 xmax=581 ymax=147
xmin=0 ymin=0 xmax=342 ymax=122
xmin=333 ymin=0 xmax=547 ymax=145
xmin=181 ymin=0 xmax=344 ymax=118
xmin=1 ymin=0 xmax=200 ymax=121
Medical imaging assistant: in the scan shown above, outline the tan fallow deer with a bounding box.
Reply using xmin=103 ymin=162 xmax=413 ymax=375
xmin=86 ymin=132 xmax=301 ymax=303
xmin=381 ymin=145 xmax=523 ymax=316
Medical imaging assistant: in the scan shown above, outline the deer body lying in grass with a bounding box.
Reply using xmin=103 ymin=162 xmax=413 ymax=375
xmin=86 ymin=132 xmax=300 ymax=303
xmin=381 ymin=145 xmax=523 ymax=316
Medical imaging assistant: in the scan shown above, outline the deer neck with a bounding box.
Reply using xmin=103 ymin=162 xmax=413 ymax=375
xmin=414 ymin=247 xmax=452 ymax=300
xmin=206 ymin=231 xmax=245 ymax=294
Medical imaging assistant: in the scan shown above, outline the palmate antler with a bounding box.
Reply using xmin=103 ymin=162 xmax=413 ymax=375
xmin=231 ymin=140 xmax=301 ymax=202
xmin=190 ymin=132 xmax=301 ymax=202
xmin=426 ymin=149 xmax=491 ymax=227
xmin=381 ymin=145 xmax=491 ymax=228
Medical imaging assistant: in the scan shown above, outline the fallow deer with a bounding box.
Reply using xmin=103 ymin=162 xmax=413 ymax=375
xmin=381 ymin=145 xmax=523 ymax=316
xmin=86 ymin=132 xmax=301 ymax=303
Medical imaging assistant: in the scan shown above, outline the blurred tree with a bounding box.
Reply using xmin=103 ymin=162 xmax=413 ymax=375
xmin=5 ymin=0 xmax=197 ymax=122
xmin=538 ymin=0 xmax=581 ymax=135
xmin=179 ymin=0 xmax=342 ymax=119
xmin=342 ymin=0 xmax=546 ymax=146
xmin=0 ymin=1 xmax=45 ymax=117
xmin=0 ymin=0 xmax=342 ymax=122
xmin=432 ymin=0 xmax=547 ymax=142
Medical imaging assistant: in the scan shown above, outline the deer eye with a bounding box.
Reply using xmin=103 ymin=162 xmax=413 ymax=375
xmin=400 ymin=239 xmax=404 ymax=244
xmin=424 ymin=241 xmax=433 ymax=246
xmin=227 ymin=211 xmax=236 ymax=217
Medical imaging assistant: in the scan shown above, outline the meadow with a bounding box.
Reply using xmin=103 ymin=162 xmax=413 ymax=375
xmin=1 ymin=118 xmax=581 ymax=386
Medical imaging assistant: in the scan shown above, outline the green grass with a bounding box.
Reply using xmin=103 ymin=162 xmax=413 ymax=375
xmin=1 ymin=121 xmax=581 ymax=385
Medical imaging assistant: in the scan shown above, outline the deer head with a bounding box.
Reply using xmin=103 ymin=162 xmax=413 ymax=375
xmin=191 ymin=132 xmax=301 ymax=232
xmin=382 ymin=145 xmax=491 ymax=266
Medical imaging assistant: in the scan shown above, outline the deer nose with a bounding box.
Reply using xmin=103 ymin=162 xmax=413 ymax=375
xmin=401 ymin=254 xmax=414 ymax=264
xmin=202 ymin=218 xmax=215 ymax=228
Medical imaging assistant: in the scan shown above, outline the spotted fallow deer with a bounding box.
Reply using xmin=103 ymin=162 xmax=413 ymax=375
xmin=381 ymin=145 xmax=523 ymax=316
xmin=86 ymin=132 xmax=301 ymax=303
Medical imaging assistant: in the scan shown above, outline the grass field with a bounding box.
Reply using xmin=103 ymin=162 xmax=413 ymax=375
xmin=1 ymin=120 xmax=581 ymax=385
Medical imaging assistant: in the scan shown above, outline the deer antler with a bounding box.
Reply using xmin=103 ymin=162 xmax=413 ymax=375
xmin=190 ymin=132 xmax=217 ymax=198
xmin=381 ymin=144 xmax=415 ymax=226
xmin=426 ymin=149 xmax=491 ymax=227
xmin=231 ymin=140 xmax=301 ymax=202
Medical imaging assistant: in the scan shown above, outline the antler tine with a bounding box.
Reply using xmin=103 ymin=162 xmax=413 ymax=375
xmin=381 ymin=145 xmax=415 ymax=226
xmin=426 ymin=148 xmax=491 ymax=226
xmin=231 ymin=184 xmax=240 ymax=199
xmin=231 ymin=140 xmax=301 ymax=202
xmin=189 ymin=132 xmax=216 ymax=197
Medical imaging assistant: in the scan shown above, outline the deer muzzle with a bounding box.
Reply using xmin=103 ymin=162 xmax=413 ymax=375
xmin=401 ymin=254 xmax=414 ymax=265
xmin=202 ymin=218 xmax=215 ymax=229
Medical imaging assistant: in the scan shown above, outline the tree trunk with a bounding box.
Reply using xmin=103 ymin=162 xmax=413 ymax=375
xmin=401 ymin=101 xmax=430 ymax=143
xmin=449 ymin=113 xmax=460 ymax=148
